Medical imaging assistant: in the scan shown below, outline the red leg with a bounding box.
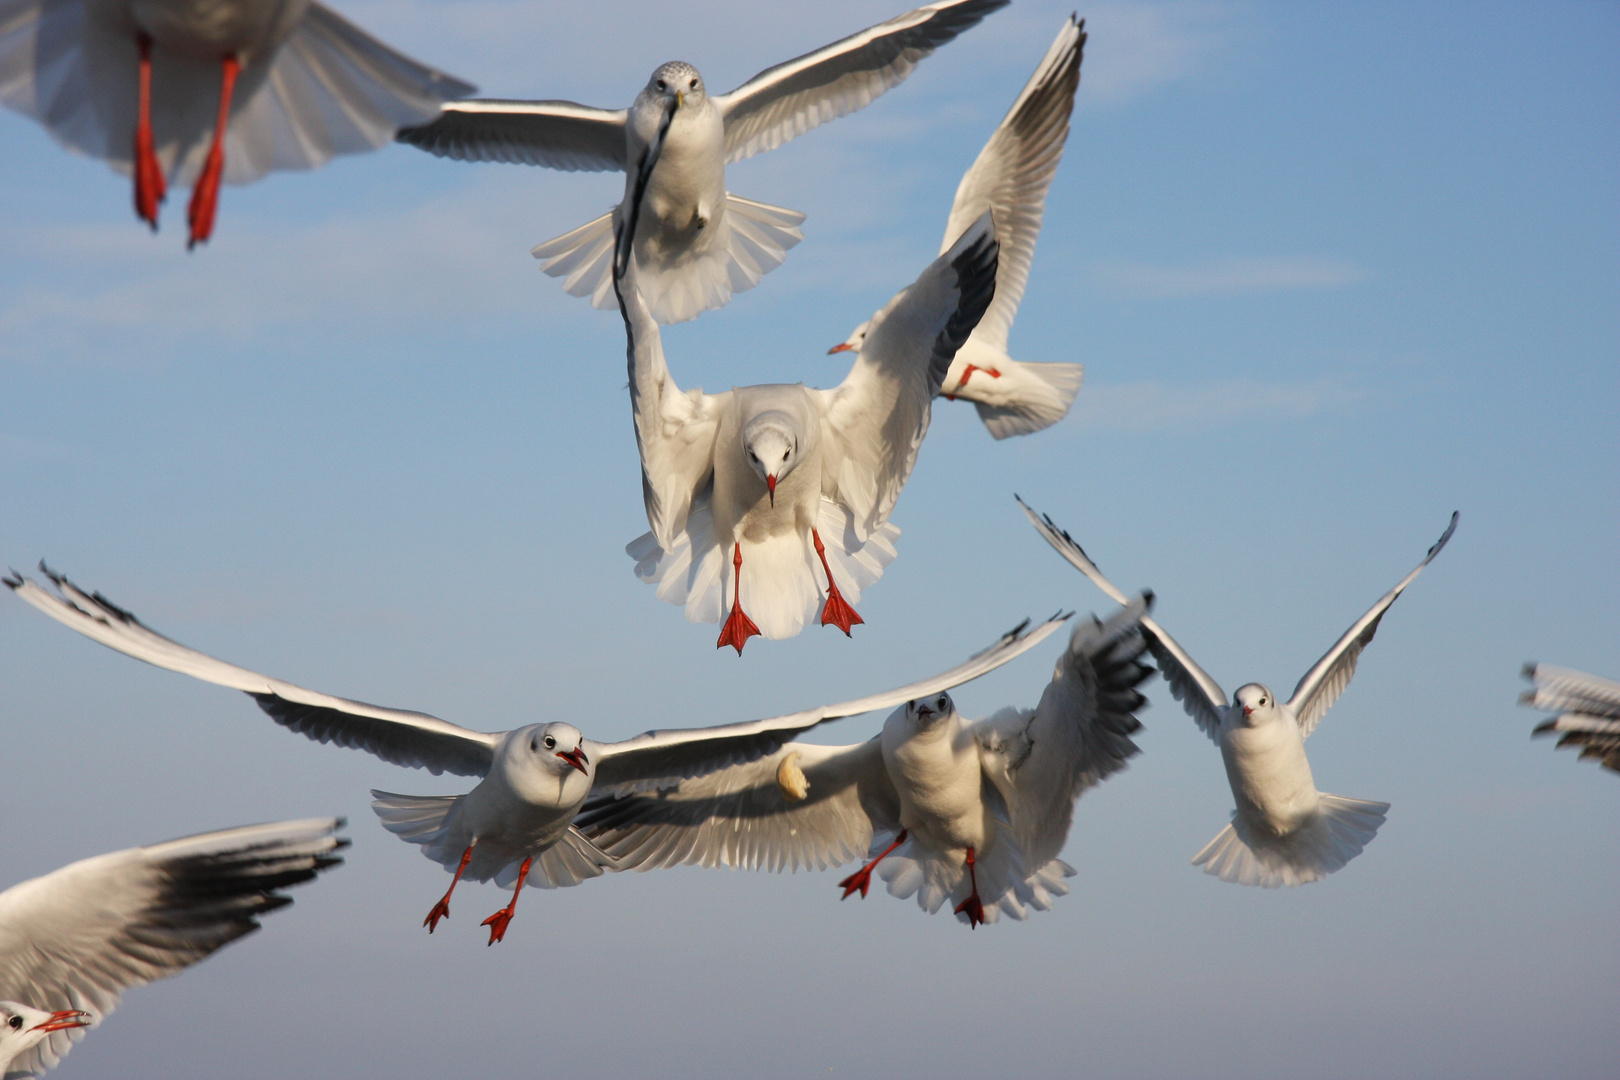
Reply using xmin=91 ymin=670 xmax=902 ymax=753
xmin=186 ymin=54 xmax=239 ymax=249
xmin=953 ymin=845 xmax=986 ymax=929
xmin=811 ymin=528 xmax=864 ymax=636
xmin=836 ymin=829 xmax=907 ymax=900
xmin=132 ymin=34 xmax=166 ymax=229
xmin=716 ymin=543 xmax=760 ymax=654
xmin=943 ymin=364 xmax=1002 ymax=401
xmin=480 ymin=856 xmax=533 ymax=946
xmin=422 ymin=843 xmax=474 ymax=933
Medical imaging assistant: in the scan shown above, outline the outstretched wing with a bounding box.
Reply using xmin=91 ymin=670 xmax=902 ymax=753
xmin=5 ymin=567 xmax=498 ymax=777
xmin=612 ymin=252 xmax=727 ymax=550
xmin=820 ymin=214 xmax=998 ymax=540
xmin=577 ymin=741 xmax=898 ymax=874
xmin=396 ymin=99 xmax=627 ymax=170
xmin=716 ymin=0 xmax=1008 ymax=163
xmin=0 ymin=819 xmax=345 ymax=1079
xmin=940 ymin=15 xmax=1083 ymax=350
xmin=587 ymin=612 xmax=1068 ymax=793
xmin=1521 ymin=663 xmax=1620 ymax=773
xmin=1287 ymin=512 xmax=1458 ymax=738
xmin=1019 ymin=496 xmax=1228 ymax=742
xmin=976 ymin=596 xmax=1153 ymax=866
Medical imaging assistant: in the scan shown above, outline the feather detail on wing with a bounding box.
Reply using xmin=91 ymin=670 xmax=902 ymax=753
xmin=1287 ymin=512 xmax=1456 ymax=738
xmin=613 ymin=254 xmax=726 ymax=550
xmin=3 ymin=566 xmax=498 ymax=777
xmin=577 ymin=741 xmax=897 ymax=873
xmin=586 ymin=611 xmax=1068 ymax=794
xmin=716 ymin=0 xmax=1008 ymax=164
xmin=0 ymin=819 xmax=345 ymax=1078
xmin=976 ymin=595 xmax=1152 ymax=868
xmin=939 ymin=15 xmax=1082 ymax=350
xmin=1521 ymin=663 xmax=1620 ymax=773
xmin=820 ymin=213 xmax=998 ymax=540
xmin=396 ymin=98 xmax=625 ymax=170
xmin=1018 ymin=496 xmax=1228 ymax=741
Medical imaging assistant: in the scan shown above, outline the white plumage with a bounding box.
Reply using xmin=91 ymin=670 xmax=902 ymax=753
xmin=0 ymin=818 xmax=344 ymax=1078
xmin=830 ymin=15 xmax=1086 ymax=439
xmin=1022 ymin=498 xmax=1457 ymax=888
xmin=6 ymin=564 xmax=1063 ymax=941
xmin=398 ymin=0 xmax=1007 ymax=323
xmin=616 ymin=213 xmax=999 ymax=651
xmin=578 ymin=598 xmax=1152 ymax=928
xmin=1521 ymin=663 xmax=1620 ymax=774
xmin=0 ymin=0 xmax=473 ymax=244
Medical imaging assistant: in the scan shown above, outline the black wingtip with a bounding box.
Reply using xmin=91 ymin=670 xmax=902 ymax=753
xmin=2 ymin=569 xmax=20 ymax=590
xmin=1521 ymin=661 xmax=1538 ymax=681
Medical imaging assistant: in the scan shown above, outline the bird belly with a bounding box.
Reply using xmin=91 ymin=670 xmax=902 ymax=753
xmin=633 ymin=110 xmax=726 ymax=266
xmin=940 ymin=337 xmax=1015 ymax=404
xmin=1221 ymin=723 xmax=1321 ymax=837
xmin=886 ymin=732 xmax=988 ymax=852
xmin=129 ymin=0 xmax=308 ymax=59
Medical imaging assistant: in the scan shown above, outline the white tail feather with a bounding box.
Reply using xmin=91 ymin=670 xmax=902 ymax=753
xmin=533 ymin=192 xmax=804 ymax=323
xmin=1192 ymin=794 xmax=1390 ymax=888
xmin=875 ymin=822 xmax=1075 ymax=927
xmin=627 ymin=496 xmax=899 ymax=639
xmin=974 ymin=361 xmax=1085 ymax=440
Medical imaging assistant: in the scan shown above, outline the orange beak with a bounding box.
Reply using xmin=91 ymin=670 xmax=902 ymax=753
xmin=556 ymin=747 xmax=589 ymax=775
xmin=33 ymin=1011 xmax=91 ymax=1033
xmin=828 ymin=342 xmax=854 ymax=354
xmin=766 ymin=474 xmax=776 ymax=506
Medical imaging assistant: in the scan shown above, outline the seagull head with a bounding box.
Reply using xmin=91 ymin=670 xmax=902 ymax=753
xmin=905 ymin=692 xmax=955 ymax=729
xmin=648 ymin=61 xmax=704 ymax=110
xmin=829 ymin=319 xmax=870 ymax=355
xmin=0 ymin=1001 xmax=91 ymax=1060
xmin=1234 ymin=684 xmax=1276 ymax=725
xmin=527 ymin=722 xmax=592 ymax=777
xmin=742 ymin=412 xmax=801 ymax=506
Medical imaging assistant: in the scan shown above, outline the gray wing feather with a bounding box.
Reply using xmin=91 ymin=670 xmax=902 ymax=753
xmin=396 ymin=99 xmax=627 ymax=170
xmin=1522 ymin=663 xmax=1620 ymax=773
xmin=0 ymin=819 xmax=345 ymax=1078
xmin=4 ymin=566 xmax=498 ymax=777
xmin=717 ymin=0 xmax=1009 ymax=163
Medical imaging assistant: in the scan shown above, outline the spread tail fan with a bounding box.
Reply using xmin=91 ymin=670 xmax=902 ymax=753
xmin=1191 ymin=794 xmax=1389 ymax=888
xmin=975 ymin=361 xmax=1084 ymax=439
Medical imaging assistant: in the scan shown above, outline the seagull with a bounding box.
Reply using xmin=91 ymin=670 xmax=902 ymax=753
xmin=1020 ymin=499 xmax=1458 ymax=888
xmin=616 ymin=211 xmax=998 ymax=653
xmin=0 ymin=0 xmax=474 ymax=246
xmin=0 ymin=817 xmax=344 ymax=1078
xmin=6 ymin=564 xmax=1064 ymax=943
xmin=578 ymin=596 xmax=1151 ymax=928
xmin=829 ymin=15 xmax=1086 ymax=440
xmin=397 ymin=0 xmax=1008 ymax=324
xmin=1521 ymin=664 xmax=1620 ymax=774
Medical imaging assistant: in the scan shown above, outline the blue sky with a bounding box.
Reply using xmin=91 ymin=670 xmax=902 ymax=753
xmin=1 ymin=2 xmax=1615 ymax=1077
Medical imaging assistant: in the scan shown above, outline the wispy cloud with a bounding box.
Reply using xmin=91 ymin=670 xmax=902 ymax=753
xmin=1087 ymin=256 xmax=1369 ymax=298
xmin=1075 ymin=1 xmax=1254 ymax=103
xmin=1070 ymin=376 xmax=1366 ymax=432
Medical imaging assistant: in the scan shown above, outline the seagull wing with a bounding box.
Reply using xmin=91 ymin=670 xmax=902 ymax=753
xmin=4 ymin=568 xmax=498 ymax=777
xmin=577 ymin=740 xmax=898 ymax=874
xmin=1521 ymin=663 xmax=1620 ymax=773
xmin=939 ymin=15 xmax=1083 ymax=350
xmin=395 ymin=99 xmax=627 ymax=170
xmin=1287 ymin=512 xmax=1458 ymax=738
xmin=1018 ymin=497 xmax=1229 ymax=741
xmin=715 ymin=0 xmax=1009 ymax=164
xmin=819 ymin=214 xmax=998 ymax=540
xmin=587 ymin=612 xmax=1067 ymax=794
xmin=0 ymin=819 xmax=345 ymax=1078
xmin=613 ymin=253 xmax=726 ymax=551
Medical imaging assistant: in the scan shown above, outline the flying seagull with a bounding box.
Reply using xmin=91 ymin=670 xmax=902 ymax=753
xmin=1521 ymin=663 xmax=1620 ymax=774
xmin=0 ymin=818 xmax=344 ymax=1078
xmin=0 ymin=0 xmax=474 ymax=246
xmin=1020 ymin=498 xmax=1458 ymax=888
xmin=398 ymin=0 xmax=1008 ymax=323
xmin=616 ymin=212 xmax=997 ymax=652
xmin=6 ymin=564 xmax=1063 ymax=942
xmin=578 ymin=597 xmax=1150 ymax=928
xmin=831 ymin=15 xmax=1087 ymax=439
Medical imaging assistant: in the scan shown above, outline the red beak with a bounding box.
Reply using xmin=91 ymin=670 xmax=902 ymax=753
xmin=766 ymin=474 xmax=776 ymax=506
xmin=828 ymin=342 xmax=854 ymax=354
xmin=1242 ymin=706 xmax=1253 ymax=717
xmin=33 ymin=1011 xmax=91 ymax=1033
xmin=556 ymin=746 xmax=589 ymax=775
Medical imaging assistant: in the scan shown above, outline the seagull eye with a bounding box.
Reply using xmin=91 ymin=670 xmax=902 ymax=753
xmin=656 ymin=79 xmax=666 ymax=90
xmin=689 ymin=78 xmax=698 ymax=89
xmin=781 ymin=451 xmax=789 ymax=462
xmin=543 ymin=735 xmax=557 ymax=750
xmin=7 ymin=1016 xmax=20 ymax=1030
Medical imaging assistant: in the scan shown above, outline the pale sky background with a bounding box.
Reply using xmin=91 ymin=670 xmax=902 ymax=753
xmin=1 ymin=1 xmax=1615 ymax=1077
